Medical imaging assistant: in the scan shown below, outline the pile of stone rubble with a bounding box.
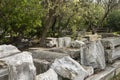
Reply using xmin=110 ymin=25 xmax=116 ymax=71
xmin=0 ymin=36 xmax=120 ymax=80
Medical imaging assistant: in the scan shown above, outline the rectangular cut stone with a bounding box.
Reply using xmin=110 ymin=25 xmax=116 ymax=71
xmin=101 ymin=37 xmax=120 ymax=63
xmin=48 ymin=48 xmax=80 ymax=59
xmin=86 ymin=67 xmax=115 ymax=80
xmin=0 ymin=44 xmax=20 ymax=58
xmin=101 ymin=37 xmax=120 ymax=49
xmin=30 ymin=50 xmax=68 ymax=62
xmin=1 ymin=51 xmax=36 ymax=80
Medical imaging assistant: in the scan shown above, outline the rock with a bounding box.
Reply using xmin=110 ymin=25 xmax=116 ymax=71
xmin=63 ymin=37 xmax=71 ymax=47
xmin=82 ymin=66 xmax=94 ymax=76
xmin=0 ymin=68 xmax=8 ymax=80
xmin=51 ymin=56 xmax=88 ymax=80
xmin=86 ymin=67 xmax=115 ymax=80
xmin=48 ymin=48 xmax=80 ymax=60
xmin=70 ymin=40 xmax=85 ymax=48
xmin=36 ymin=69 xmax=58 ymax=80
xmin=57 ymin=38 xmax=64 ymax=48
xmin=84 ymin=33 xmax=99 ymax=41
xmin=2 ymin=51 xmax=36 ymax=80
xmin=101 ymin=37 xmax=120 ymax=63
xmin=46 ymin=38 xmax=58 ymax=48
xmin=112 ymin=60 xmax=120 ymax=75
xmin=33 ymin=59 xmax=50 ymax=75
xmin=0 ymin=44 xmax=20 ymax=58
xmin=81 ymin=40 xmax=106 ymax=70
xmin=30 ymin=50 xmax=68 ymax=62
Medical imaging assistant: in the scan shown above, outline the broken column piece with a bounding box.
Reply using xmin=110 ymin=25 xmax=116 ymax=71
xmin=2 ymin=51 xmax=36 ymax=80
xmin=81 ymin=40 xmax=106 ymax=70
xmin=51 ymin=56 xmax=89 ymax=80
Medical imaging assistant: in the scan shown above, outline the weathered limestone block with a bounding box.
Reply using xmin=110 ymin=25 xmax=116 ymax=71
xmin=57 ymin=38 xmax=65 ymax=48
xmin=0 ymin=44 xmax=20 ymax=58
xmin=112 ymin=60 xmax=120 ymax=75
xmin=30 ymin=50 xmax=68 ymax=62
xmin=0 ymin=68 xmax=8 ymax=80
xmin=101 ymin=37 xmax=120 ymax=63
xmin=63 ymin=37 xmax=71 ymax=47
xmin=86 ymin=67 xmax=115 ymax=80
xmin=51 ymin=56 xmax=88 ymax=80
xmin=81 ymin=40 xmax=106 ymax=70
xmin=70 ymin=40 xmax=85 ymax=48
xmin=46 ymin=38 xmax=58 ymax=47
xmin=33 ymin=59 xmax=50 ymax=75
xmin=36 ymin=69 xmax=58 ymax=80
xmin=48 ymin=48 xmax=80 ymax=59
xmin=101 ymin=37 xmax=120 ymax=49
xmin=2 ymin=51 xmax=36 ymax=80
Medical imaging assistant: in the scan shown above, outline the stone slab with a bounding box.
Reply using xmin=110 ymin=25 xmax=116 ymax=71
xmin=86 ymin=67 xmax=115 ymax=80
xmin=30 ymin=50 xmax=68 ymax=62
xmin=112 ymin=60 xmax=120 ymax=75
xmin=48 ymin=48 xmax=80 ymax=59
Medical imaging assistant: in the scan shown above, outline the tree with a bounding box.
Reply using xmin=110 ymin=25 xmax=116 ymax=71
xmin=0 ymin=0 xmax=44 ymax=43
xmin=106 ymin=9 xmax=120 ymax=31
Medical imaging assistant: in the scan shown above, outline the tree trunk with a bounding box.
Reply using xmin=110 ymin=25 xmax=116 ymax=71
xmin=40 ymin=8 xmax=56 ymax=47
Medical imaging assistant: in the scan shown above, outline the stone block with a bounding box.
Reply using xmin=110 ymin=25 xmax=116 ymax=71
xmin=36 ymin=69 xmax=58 ymax=80
xmin=57 ymin=38 xmax=65 ymax=48
xmin=81 ymin=40 xmax=106 ymax=70
xmin=2 ymin=51 xmax=36 ymax=80
xmin=112 ymin=60 xmax=120 ymax=75
xmin=86 ymin=67 xmax=115 ymax=80
xmin=33 ymin=59 xmax=50 ymax=75
xmin=48 ymin=48 xmax=80 ymax=60
xmin=46 ymin=38 xmax=58 ymax=48
xmin=84 ymin=33 xmax=99 ymax=41
xmin=82 ymin=66 xmax=94 ymax=76
xmin=0 ymin=44 xmax=20 ymax=58
xmin=51 ymin=56 xmax=88 ymax=80
xmin=30 ymin=50 xmax=68 ymax=62
xmin=0 ymin=68 xmax=8 ymax=80
xmin=101 ymin=37 xmax=120 ymax=63
xmin=63 ymin=37 xmax=71 ymax=47
xmin=70 ymin=40 xmax=85 ymax=48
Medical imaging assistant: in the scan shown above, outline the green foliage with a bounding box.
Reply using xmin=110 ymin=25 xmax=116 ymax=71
xmin=0 ymin=0 xmax=44 ymax=38
xmin=0 ymin=0 xmax=120 ymax=44
xmin=107 ymin=10 xmax=120 ymax=31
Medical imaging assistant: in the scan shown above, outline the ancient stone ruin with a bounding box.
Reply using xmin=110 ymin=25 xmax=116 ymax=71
xmin=1 ymin=36 xmax=120 ymax=80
